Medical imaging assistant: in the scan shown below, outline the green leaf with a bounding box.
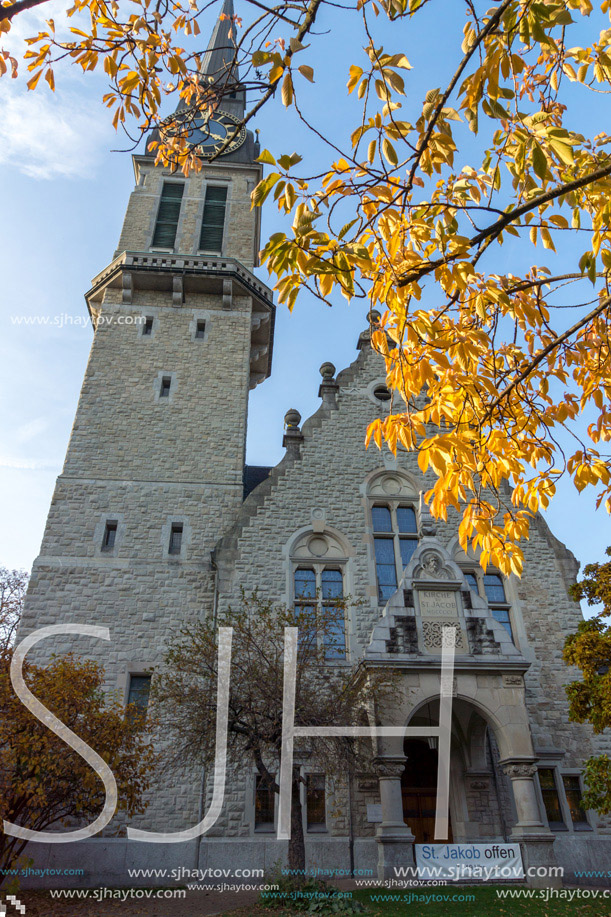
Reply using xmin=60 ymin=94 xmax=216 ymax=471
xmin=251 ymin=173 xmax=280 ymax=208
xmin=251 ymin=50 xmax=271 ymax=67
xmin=338 ymin=218 xmax=358 ymax=240
xmin=382 ymin=138 xmax=398 ymax=166
xmin=278 ymin=152 xmax=303 ymax=170
xmin=549 ymin=138 xmax=575 ymax=165
xmin=532 ymin=144 xmax=548 ymax=180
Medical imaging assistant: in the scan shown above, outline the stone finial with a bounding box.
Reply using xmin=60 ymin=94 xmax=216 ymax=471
xmin=283 ymin=408 xmax=304 ymax=457
xmin=318 ymin=362 xmax=339 ymax=409
xmin=358 ymin=309 xmax=382 ymax=350
xmin=284 ymin=408 xmax=301 ymax=429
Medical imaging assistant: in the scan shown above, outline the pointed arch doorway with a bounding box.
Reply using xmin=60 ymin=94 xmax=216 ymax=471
xmin=401 ymin=739 xmax=453 ymax=844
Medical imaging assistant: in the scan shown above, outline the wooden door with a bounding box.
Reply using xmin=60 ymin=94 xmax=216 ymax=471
xmin=401 ymin=739 xmax=453 ymax=843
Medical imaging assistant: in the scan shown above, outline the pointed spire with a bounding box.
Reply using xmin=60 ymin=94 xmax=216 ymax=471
xmin=199 ymin=0 xmax=240 ymax=89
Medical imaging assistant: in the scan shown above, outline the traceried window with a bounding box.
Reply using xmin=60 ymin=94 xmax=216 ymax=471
xmin=152 ymin=182 xmax=184 ymax=249
xmin=294 ymin=566 xmax=346 ymax=660
xmin=372 ymin=504 xmax=418 ymax=603
xmin=464 ymin=570 xmax=513 ymax=641
xmin=199 ymin=186 xmax=228 ymax=252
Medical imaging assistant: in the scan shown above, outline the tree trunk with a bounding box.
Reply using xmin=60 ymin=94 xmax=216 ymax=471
xmin=288 ymin=775 xmax=306 ymax=873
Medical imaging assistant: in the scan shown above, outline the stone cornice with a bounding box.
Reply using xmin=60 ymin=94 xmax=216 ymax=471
xmin=363 ymin=658 xmax=531 ymax=674
xmin=87 ymin=251 xmax=274 ymax=309
xmin=85 ymin=251 xmax=275 ymax=387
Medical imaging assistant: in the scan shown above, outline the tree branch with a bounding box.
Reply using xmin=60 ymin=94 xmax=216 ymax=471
xmin=397 ymin=160 xmax=611 ymax=287
xmin=480 ymin=293 xmax=611 ymax=423
xmin=406 ymin=0 xmax=515 ymax=192
xmin=471 ymin=160 xmax=611 ymax=247
xmin=208 ymin=0 xmax=323 ymax=161
xmin=0 ymin=0 xmax=50 ymax=22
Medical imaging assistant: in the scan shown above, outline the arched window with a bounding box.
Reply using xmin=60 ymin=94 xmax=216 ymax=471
xmin=372 ymin=503 xmax=418 ymax=603
xmin=294 ymin=565 xmax=346 ymax=659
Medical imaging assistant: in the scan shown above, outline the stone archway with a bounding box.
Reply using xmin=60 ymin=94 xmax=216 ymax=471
xmin=371 ymin=678 xmax=560 ymax=885
xmin=404 ymin=697 xmax=508 ymax=845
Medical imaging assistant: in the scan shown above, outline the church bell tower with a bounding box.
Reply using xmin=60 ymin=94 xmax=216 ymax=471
xmin=21 ymin=3 xmax=274 ymax=837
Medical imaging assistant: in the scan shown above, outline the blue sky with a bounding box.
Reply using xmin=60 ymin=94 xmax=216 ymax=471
xmin=0 ymin=0 xmax=609 ymax=595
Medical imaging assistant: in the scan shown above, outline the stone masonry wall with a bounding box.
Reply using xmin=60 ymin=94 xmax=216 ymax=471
xmin=213 ymin=338 xmax=608 ymax=838
xmin=114 ymin=161 xmax=261 ymax=269
xmin=19 ymin=153 xmax=260 ymax=831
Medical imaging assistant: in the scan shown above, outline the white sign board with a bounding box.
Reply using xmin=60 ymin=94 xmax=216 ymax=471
xmin=415 ymin=844 xmax=524 ymax=880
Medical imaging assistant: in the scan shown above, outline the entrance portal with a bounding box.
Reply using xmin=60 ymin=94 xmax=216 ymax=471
xmin=401 ymin=739 xmax=453 ymax=844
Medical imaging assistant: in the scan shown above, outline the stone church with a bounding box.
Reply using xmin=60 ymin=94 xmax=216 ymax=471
xmin=18 ymin=0 xmax=611 ymax=889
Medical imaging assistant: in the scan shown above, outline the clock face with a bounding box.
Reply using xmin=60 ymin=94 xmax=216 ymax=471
xmin=160 ymin=108 xmax=247 ymax=158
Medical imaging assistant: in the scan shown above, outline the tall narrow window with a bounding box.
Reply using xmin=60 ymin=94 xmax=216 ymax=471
xmin=168 ymin=523 xmax=183 ymax=555
xmin=463 ymin=569 xmax=514 ymax=642
xmin=294 ymin=566 xmax=346 ymax=659
xmin=195 ymin=320 xmax=206 ymax=340
xmin=102 ymin=521 xmax=117 ymax=551
xmin=562 ymin=775 xmax=590 ymax=829
xmin=254 ymin=775 xmax=276 ymax=832
xmin=483 ymin=574 xmax=513 ymax=639
xmin=160 ymin=376 xmax=172 ymax=398
xmin=294 ymin=567 xmax=318 ymax=651
xmin=372 ymin=504 xmax=418 ymax=603
xmin=142 ymin=316 xmax=154 ymax=336
xmin=127 ymin=674 xmax=151 ymax=718
xmin=321 ymin=569 xmax=345 ymax=659
xmin=538 ymin=769 xmax=566 ymax=830
xmin=199 ymin=186 xmax=227 ymax=252
xmin=306 ymin=774 xmax=327 ymax=831
xmin=152 ymin=182 xmax=184 ymax=249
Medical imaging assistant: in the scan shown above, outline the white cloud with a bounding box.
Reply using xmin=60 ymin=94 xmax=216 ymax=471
xmin=3 ymin=0 xmax=75 ymax=60
xmin=0 ymin=89 xmax=111 ymax=179
xmin=0 ymin=0 xmax=113 ymax=179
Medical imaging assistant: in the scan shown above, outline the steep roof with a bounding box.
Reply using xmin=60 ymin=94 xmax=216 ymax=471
xmin=199 ymin=0 xmax=240 ymax=87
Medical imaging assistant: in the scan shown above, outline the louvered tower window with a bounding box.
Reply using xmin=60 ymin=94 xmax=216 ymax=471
xmin=199 ymin=186 xmax=228 ymax=252
xmin=152 ymin=182 xmax=185 ymax=248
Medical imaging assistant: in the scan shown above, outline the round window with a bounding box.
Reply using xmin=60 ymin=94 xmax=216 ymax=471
xmin=373 ymin=384 xmax=392 ymax=402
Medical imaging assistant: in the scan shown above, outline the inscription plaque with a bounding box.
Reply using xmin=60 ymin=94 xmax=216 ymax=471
xmin=418 ymin=589 xmax=458 ymax=617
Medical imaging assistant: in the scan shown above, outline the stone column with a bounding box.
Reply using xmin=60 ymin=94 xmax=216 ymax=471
xmin=501 ymin=760 xmax=561 ymax=888
xmin=374 ymin=757 xmax=415 ymax=879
